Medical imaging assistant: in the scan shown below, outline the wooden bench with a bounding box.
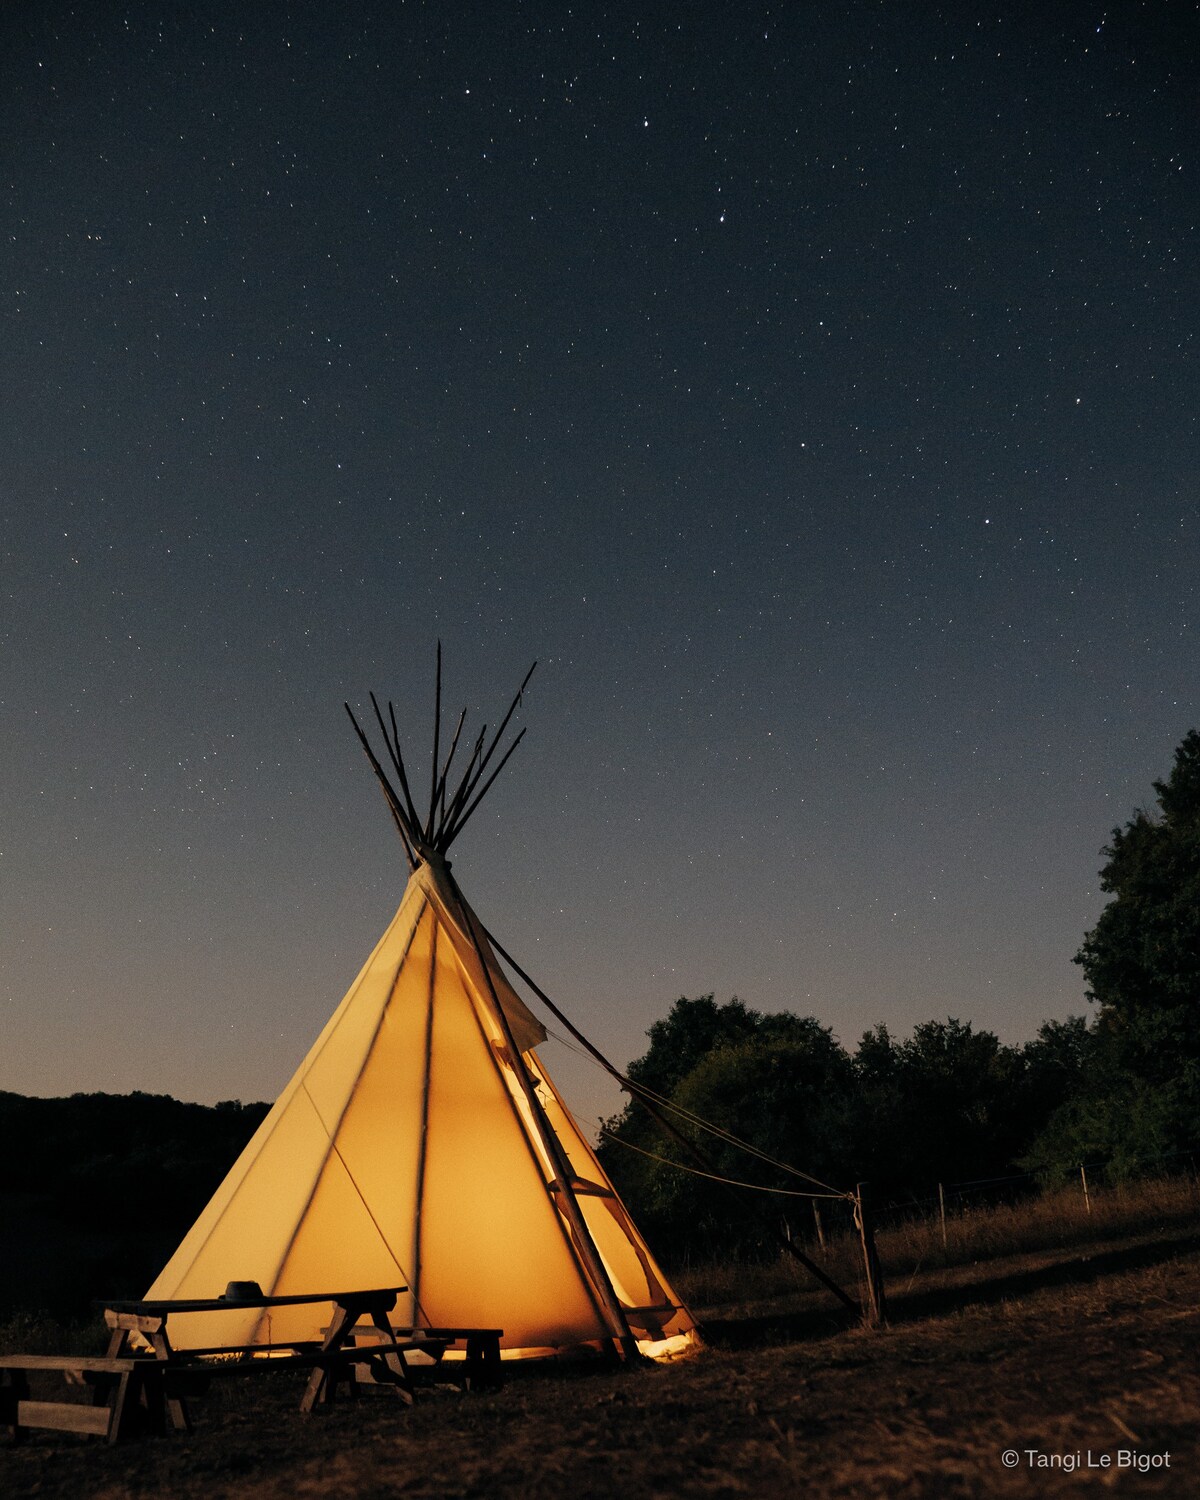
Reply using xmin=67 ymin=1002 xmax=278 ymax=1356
xmin=0 ymin=1355 xmax=161 ymax=1445
xmin=346 ymin=1326 xmax=503 ymax=1392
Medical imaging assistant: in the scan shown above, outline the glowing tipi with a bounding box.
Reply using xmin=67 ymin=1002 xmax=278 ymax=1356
xmin=146 ymin=658 xmax=697 ymax=1361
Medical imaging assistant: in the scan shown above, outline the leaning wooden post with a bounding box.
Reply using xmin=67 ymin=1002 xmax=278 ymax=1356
xmin=1080 ymin=1163 xmax=1092 ymax=1216
xmin=812 ymin=1199 xmax=827 ymax=1256
xmin=854 ymin=1182 xmax=887 ymax=1329
xmin=937 ymin=1182 xmax=948 ymax=1252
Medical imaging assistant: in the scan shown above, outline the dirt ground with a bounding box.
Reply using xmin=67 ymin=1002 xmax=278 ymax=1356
xmin=3 ymin=1228 xmax=1197 ymax=1499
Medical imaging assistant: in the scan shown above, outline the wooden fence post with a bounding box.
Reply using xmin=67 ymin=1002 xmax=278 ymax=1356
xmin=854 ymin=1182 xmax=887 ymax=1329
xmin=812 ymin=1199 xmax=827 ymax=1256
xmin=937 ymin=1182 xmax=948 ymax=1252
xmin=1080 ymin=1163 xmax=1092 ymax=1215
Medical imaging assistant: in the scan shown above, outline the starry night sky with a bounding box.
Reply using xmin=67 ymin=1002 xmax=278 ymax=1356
xmin=3 ymin=3 xmax=1197 ymax=1129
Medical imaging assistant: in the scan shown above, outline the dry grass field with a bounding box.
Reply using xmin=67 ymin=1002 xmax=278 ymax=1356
xmin=2 ymin=1183 xmax=1197 ymax=1499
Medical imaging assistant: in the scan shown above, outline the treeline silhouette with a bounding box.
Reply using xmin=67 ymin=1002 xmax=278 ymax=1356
xmin=596 ymin=1000 xmax=1105 ymax=1260
xmin=0 ymin=1091 xmax=267 ymax=1317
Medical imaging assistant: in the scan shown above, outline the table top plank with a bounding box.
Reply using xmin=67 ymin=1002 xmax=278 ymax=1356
xmin=103 ymin=1286 xmax=407 ymax=1316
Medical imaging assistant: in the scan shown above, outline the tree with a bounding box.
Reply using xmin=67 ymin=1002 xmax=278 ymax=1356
xmin=623 ymin=994 xmax=767 ymax=1098
xmin=852 ymin=1019 xmax=1026 ymax=1195
xmin=1075 ymin=731 xmax=1200 ymax=1080
xmin=1017 ymin=1015 xmax=1094 ymax=1148
xmin=597 ymin=998 xmax=855 ymax=1258
xmin=1050 ymin=729 xmax=1200 ymax=1170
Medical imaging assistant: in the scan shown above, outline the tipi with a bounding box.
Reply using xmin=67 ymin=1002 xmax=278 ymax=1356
xmin=146 ymin=658 xmax=697 ymax=1362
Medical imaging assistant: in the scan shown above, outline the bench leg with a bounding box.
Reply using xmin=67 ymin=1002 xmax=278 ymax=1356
xmin=1 ymin=1370 xmax=30 ymax=1445
xmin=364 ymin=1350 xmax=415 ymax=1405
xmin=105 ymin=1369 xmax=138 ymax=1445
xmin=301 ymin=1357 xmax=362 ymax=1412
xmin=300 ymin=1300 xmax=356 ymax=1413
xmin=164 ymin=1383 xmax=192 ymax=1434
xmin=143 ymin=1332 xmax=190 ymax=1433
xmin=464 ymin=1335 xmax=502 ymax=1392
xmin=301 ymin=1359 xmax=335 ymax=1413
xmin=367 ymin=1312 xmax=414 ymax=1405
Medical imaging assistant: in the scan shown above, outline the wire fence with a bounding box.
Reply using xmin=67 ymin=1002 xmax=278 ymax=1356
xmin=869 ymin=1146 xmax=1200 ymax=1230
xmin=772 ymin=1146 xmax=1200 ymax=1278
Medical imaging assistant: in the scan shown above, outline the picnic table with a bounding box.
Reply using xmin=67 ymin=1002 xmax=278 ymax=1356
xmin=1 ymin=1284 xmax=502 ymax=1445
xmin=104 ymin=1285 xmax=416 ymax=1426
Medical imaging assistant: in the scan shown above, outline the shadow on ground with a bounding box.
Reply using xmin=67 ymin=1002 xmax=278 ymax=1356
xmin=698 ymin=1228 xmax=1200 ymax=1350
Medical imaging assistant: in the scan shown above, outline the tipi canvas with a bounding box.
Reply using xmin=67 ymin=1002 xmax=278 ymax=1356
xmin=146 ymin=663 xmax=697 ymax=1362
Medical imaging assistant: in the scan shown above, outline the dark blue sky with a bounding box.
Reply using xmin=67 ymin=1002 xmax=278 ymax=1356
xmin=3 ymin=2 xmax=1197 ymax=1126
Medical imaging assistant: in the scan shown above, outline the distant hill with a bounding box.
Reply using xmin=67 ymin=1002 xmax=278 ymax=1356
xmin=0 ymin=1090 xmax=269 ymax=1318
